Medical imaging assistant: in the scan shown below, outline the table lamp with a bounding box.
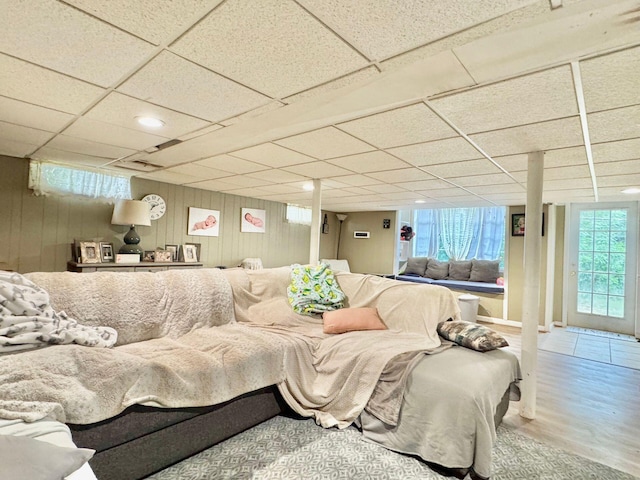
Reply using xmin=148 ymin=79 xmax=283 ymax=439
xmin=111 ymin=200 xmax=151 ymax=259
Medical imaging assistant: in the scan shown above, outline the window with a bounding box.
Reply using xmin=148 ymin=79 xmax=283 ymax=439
xmin=286 ymin=204 xmax=312 ymax=225
xmin=28 ymin=160 xmax=132 ymax=202
xmin=413 ymin=207 xmax=506 ymax=266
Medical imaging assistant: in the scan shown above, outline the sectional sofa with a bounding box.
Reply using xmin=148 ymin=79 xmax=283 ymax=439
xmin=0 ymin=266 xmax=519 ymax=480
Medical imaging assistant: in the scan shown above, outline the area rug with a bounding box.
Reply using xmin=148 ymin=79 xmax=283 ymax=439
xmin=146 ymin=415 xmax=637 ymax=480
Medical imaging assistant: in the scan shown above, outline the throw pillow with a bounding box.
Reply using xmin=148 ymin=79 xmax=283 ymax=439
xmin=448 ymin=260 xmax=472 ymax=281
xmin=469 ymin=259 xmax=500 ymax=283
xmin=404 ymin=257 xmax=429 ymax=276
xmin=425 ymin=259 xmax=449 ymax=280
xmin=437 ymin=320 xmax=509 ymax=352
xmin=0 ymin=435 xmax=94 ymax=480
xmin=322 ymin=307 xmax=387 ymax=334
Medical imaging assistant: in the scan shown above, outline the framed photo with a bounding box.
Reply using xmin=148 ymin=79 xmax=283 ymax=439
xmin=185 ymin=242 xmax=201 ymax=262
xmin=182 ymin=244 xmax=198 ymax=263
xmin=511 ymin=213 xmax=525 ymax=236
xmin=79 ymin=241 xmax=101 ymax=264
xmin=188 ymin=207 xmax=220 ymax=237
xmin=165 ymin=244 xmax=179 ymax=262
xmin=99 ymin=242 xmax=114 ymax=263
xmin=511 ymin=213 xmax=545 ymax=236
xmin=142 ymin=251 xmax=155 ymax=262
xmin=241 ymin=208 xmax=266 ymax=233
xmin=154 ymin=249 xmax=173 ymax=263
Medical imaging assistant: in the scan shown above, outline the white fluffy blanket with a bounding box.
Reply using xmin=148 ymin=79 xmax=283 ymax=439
xmin=0 ymin=271 xmax=117 ymax=353
xmin=224 ymin=267 xmax=459 ymax=429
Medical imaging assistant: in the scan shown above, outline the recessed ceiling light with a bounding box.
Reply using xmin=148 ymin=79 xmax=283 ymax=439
xmin=621 ymin=187 xmax=640 ymax=194
xmin=303 ymin=183 xmax=314 ymax=191
xmin=136 ymin=116 xmax=165 ymax=128
xmin=415 ymin=200 xmax=426 ymax=204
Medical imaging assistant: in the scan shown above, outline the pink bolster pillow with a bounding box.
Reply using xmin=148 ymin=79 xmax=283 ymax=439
xmin=322 ymin=307 xmax=387 ymax=334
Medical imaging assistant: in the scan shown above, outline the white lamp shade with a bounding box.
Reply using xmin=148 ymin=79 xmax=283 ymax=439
xmin=111 ymin=200 xmax=151 ymax=226
xmin=336 ymin=214 xmax=348 ymax=222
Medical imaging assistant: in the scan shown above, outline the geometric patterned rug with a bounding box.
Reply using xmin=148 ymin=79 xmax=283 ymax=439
xmin=146 ymin=415 xmax=638 ymax=480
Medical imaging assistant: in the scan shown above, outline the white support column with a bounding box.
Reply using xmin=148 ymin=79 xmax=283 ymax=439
xmin=520 ymin=151 xmax=544 ymax=420
xmin=309 ymin=179 xmax=322 ymax=265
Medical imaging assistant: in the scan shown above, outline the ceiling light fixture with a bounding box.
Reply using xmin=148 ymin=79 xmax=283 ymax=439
xmin=621 ymin=187 xmax=640 ymax=194
xmin=303 ymin=183 xmax=314 ymax=191
xmin=136 ymin=116 xmax=165 ymax=128
xmin=415 ymin=200 xmax=426 ymax=204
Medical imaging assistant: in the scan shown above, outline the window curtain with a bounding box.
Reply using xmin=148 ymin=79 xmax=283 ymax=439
xmin=413 ymin=209 xmax=439 ymax=257
xmin=412 ymin=206 xmax=505 ymax=261
xmin=286 ymin=204 xmax=312 ymax=225
xmin=28 ymin=160 xmax=131 ymax=202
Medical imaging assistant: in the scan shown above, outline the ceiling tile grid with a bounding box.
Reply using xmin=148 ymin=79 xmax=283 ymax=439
xmin=387 ymin=137 xmax=482 ymax=167
xmin=326 ymin=150 xmax=411 ymax=173
xmin=0 ymin=97 xmax=74 ymax=133
xmin=275 ymin=127 xmax=375 ymax=160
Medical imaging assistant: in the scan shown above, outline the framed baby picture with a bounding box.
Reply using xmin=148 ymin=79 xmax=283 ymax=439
xmin=241 ymin=208 xmax=265 ymax=233
xmin=187 ymin=207 xmax=220 ymax=237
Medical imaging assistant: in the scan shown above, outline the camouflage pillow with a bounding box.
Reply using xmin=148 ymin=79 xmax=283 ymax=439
xmin=437 ymin=320 xmax=508 ymax=352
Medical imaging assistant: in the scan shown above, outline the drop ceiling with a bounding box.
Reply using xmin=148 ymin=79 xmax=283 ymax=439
xmin=1 ymin=0 xmax=640 ymax=211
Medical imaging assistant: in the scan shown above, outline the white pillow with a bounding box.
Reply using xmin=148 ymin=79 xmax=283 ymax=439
xmin=0 ymin=435 xmax=94 ymax=480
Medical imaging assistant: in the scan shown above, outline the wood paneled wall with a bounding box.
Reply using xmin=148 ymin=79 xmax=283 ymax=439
xmin=0 ymin=155 xmax=313 ymax=273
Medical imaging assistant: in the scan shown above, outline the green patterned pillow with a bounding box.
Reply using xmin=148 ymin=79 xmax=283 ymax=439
xmin=437 ymin=320 xmax=508 ymax=352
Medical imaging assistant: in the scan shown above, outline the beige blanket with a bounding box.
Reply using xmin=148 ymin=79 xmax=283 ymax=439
xmin=224 ymin=268 xmax=460 ymax=429
xmin=0 ymin=269 xmax=285 ymax=424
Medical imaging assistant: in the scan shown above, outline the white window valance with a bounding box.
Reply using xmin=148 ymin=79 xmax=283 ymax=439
xmin=28 ymin=160 xmax=132 ymax=202
xmin=286 ymin=204 xmax=312 ymax=225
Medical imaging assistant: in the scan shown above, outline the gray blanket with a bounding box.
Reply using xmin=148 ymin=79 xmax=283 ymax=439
xmin=0 ymin=271 xmax=117 ymax=353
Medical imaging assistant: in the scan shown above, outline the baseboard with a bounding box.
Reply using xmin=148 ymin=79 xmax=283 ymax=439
xmin=477 ymin=315 xmax=549 ymax=332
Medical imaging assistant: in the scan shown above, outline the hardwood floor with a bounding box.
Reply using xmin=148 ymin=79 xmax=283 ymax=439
xmin=489 ymin=324 xmax=640 ymax=478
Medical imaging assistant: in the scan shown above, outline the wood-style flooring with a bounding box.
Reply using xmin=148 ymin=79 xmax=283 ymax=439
xmin=489 ymin=323 xmax=640 ymax=478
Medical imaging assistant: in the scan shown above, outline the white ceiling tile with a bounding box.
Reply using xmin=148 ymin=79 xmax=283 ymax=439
xmin=164 ymin=163 xmax=232 ymax=180
xmin=299 ymin=0 xmax=535 ymax=61
xmin=44 ymin=135 xmax=136 ymax=160
xmin=366 ymin=168 xmax=435 ymax=183
xmin=137 ymin=169 xmax=201 ymax=185
xmin=0 ymin=0 xmax=155 ymax=87
xmin=430 ymin=65 xmax=577 ymax=133
xmin=363 ymin=184 xmax=407 ymax=194
xmin=321 ymin=179 xmax=352 ymax=189
xmin=171 ymin=0 xmax=369 ymax=98
xmin=246 ymin=169 xmax=307 ymax=184
xmin=0 ymin=53 xmax=105 ymax=114
xmin=384 ymin=191 xmax=431 ymax=201
xmin=252 ymin=184 xmax=302 ymax=195
xmin=470 ymin=117 xmax=584 ymax=157
xmin=332 ymin=175 xmax=383 ymax=187
xmin=218 ymin=101 xmax=285 ymax=127
xmin=221 ymin=187 xmax=278 ymax=198
xmin=182 ymin=179 xmax=245 ymax=192
xmin=118 ymin=52 xmax=271 ymax=123
xmin=85 ymin=92 xmax=211 ymax=139
xmin=231 ymin=143 xmax=317 ymax=168
xmin=0 ymin=121 xmax=55 ymax=146
xmin=581 ymin=45 xmax=640 ymax=112
xmin=322 ymin=189 xmax=359 ymax=199
xmin=210 ymin=175 xmax=274 ymax=188
xmin=543 ymin=178 xmax=593 ymax=190
xmin=31 ymin=147 xmax=115 ymax=168
xmin=337 ymin=103 xmax=457 ymax=149
xmin=598 ymin=174 xmax=640 ymax=188
xmin=282 ymin=66 xmax=380 ymax=104
xmin=594 ymin=159 xmax=640 ymax=176
xmin=454 ymin=173 xmax=521 ymax=187
xmin=65 ymin=0 xmax=223 ymax=46
xmin=327 ymin=150 xmax=410 ymax=173
xmin=424 ymin=159 xmax=503 ymax=178
xmin=592 ymin=138 xmax=640 ymax=164
xmin=543 ymin=165 xmax=592 ymax=181
xmin=64 ymin=117 xmax=170 ymax=151
xmin=276 ymin=127 xmax=374 ymax=160
xmin=587 ymin=105 xmax=640 ymax=144
xmin=467 ymin=183 xmax=525 ymax=195
xmin=283 ymin=161 xmax=354 ymax=178
xmin=388 ymin=137 xmax=480 ymax=166
xmin=0 ymin=139 xmax=38 ymax=158
xmin=0 ymin=97 xmax=74 ymax=132
xmin=395 ymin=179 xmax=452 ymax=191
xmin=195 ymin=155 xmax=267 ymax=174
xmin=178 ymin=124 xmax=225 ymax=142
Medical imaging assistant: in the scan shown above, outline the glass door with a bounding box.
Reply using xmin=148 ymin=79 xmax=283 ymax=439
xmin=566 ymin=202 xmax=637 ymax=335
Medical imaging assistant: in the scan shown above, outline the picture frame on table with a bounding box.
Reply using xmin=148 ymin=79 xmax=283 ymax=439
xmin=142 ymin=251 xmax=155 ymax=262
xmin=99 ymin=242 xmax=114 ymax=263
xmin=182 ymin=244 xmax=198 ymax=263
xmin=165 ymin=244 xmax=179 ymax=262
xmin=185 ymin=242 xmax=201 ymax=262
xmin=79 ymin=241 xmax=101 ymax=264
xmin=154 ymin=249 xmax=173 ymax=263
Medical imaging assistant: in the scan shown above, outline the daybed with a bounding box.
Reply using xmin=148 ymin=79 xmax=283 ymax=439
xmin=392 ymin=257 xmax=505 ymax=294
xmin=0 ymin=266 xmax=520 ymax=480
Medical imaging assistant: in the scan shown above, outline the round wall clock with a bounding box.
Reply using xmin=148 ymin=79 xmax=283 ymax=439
xmin=141 ymin=194 xmax=167 ymax=220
